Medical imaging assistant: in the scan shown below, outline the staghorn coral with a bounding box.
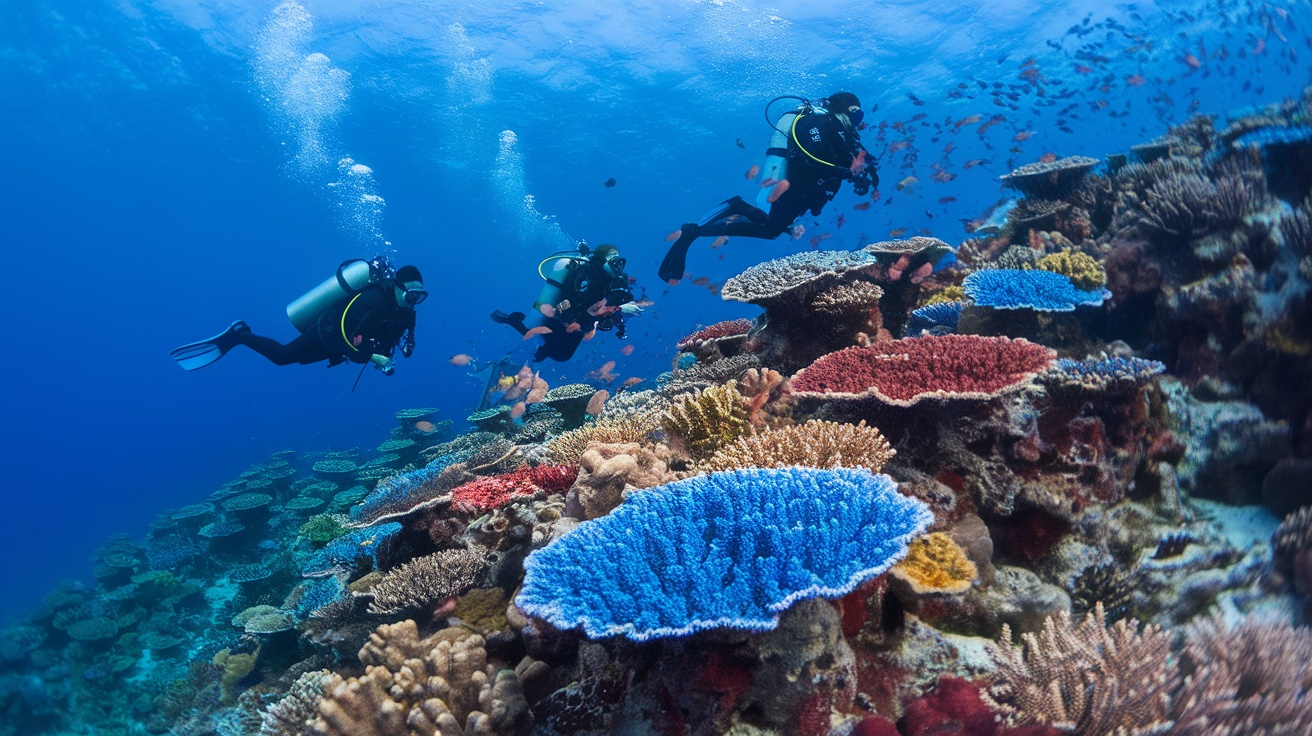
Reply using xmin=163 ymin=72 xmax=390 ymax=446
xmin=313 ymin=621 xmax=531 ymax=736
xmin=791 ymin=334 xmax=1056 ymax=406
xmin=700 ymin=420 xmax=894 ymax=474
xmin=982 ymin=603 xmax=1176 ymax=735
xmin=662 ymin=381 xmax=751 ymax=460
xmin=366 ymin=548 xmax=489 ymax=615
xmin=889 ymin=532 xmax=978 ymax=595
xmin=1171 ymin=612 xmax=1312 ymax=735
xmin=260 ymin=669 xmax=332 ymax=736
xmin=1031 ymin=250 xmax=1106 ymax=290
xmin=547 ymin=414 xmax=655 ymax=465
xmin=568 ymin=442 xmax=678 ymax=520
xmin=515 ymin=467 xmax=932 ymax=641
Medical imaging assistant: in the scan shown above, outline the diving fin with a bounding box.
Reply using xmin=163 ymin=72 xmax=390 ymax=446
xmin=659 ymin=225 xmax=697 ymax=283
xmin=169 ymin=321 xmax=249 ymax=371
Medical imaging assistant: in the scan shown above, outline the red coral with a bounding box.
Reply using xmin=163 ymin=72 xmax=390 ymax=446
xmin=451 ymin=465 xmax=579 ymax=512
xmin=791 ymin=335 xmax=1056 ymax=406
xmin=851 ymin=717 xmax=899 ymax=736
xmin=901 ymin=676 xmax=1062 ymax=736
xmin=676 ymin=319 xmax=754 ymax=350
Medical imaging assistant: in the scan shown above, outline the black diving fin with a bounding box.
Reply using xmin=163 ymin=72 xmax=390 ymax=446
xmin=169 ymin=321 xmax=249 ymax=371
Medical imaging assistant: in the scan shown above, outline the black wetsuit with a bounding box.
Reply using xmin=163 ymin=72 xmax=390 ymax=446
xmin=239 ymin=285 xmax=416 ymax=366
xmin=659 ymin=110 xmax=876 ymax=282
xmin=496 ymin=255 xmax=633 ymax=363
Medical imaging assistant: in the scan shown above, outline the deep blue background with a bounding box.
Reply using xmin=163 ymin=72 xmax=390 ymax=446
xmin=2 ymin=0 xmax=1309 ymax=619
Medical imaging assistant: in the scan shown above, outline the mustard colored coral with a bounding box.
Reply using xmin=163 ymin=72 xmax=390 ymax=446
xmin=700 ymin=420 xmax=895 ymax=473
xmin=921 ymin=285 xmax=968 ymax=306
xmin=546 ymin=414 xmax=655 ymax=465
xmin=890 ymin=532 xmax=978 ymax=594
xmin=1032 ymin=249 xmax=1106 ymax=290
xmin=661 ymin=381 xmax=751 ymax=460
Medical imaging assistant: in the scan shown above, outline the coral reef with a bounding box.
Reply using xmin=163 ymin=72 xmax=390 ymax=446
xmin=365 ymin=548 xmax=488 ymax=615
xmin=662 ymin=381 xmax=751 ymax=460
xmin=700 ymin=419 xmax=895 ymax=473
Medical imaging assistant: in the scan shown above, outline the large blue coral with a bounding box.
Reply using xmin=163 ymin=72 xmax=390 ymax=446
xmin=963 ymin=268 xmax=1109 ymax=312
xmin=515 ymin=467 xmax=932 ymax=641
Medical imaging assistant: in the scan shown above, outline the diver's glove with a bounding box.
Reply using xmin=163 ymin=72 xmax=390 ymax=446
xmin=851 ymin=168 xmax=876 ymax=197
xmin=619 ymin=303 xmax=644 ymax=316
xmin=371 ymin=354 xmax=395 ymax=376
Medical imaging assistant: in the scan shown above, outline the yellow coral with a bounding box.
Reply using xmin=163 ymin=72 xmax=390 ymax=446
xmin=453 ymin=587 xmax=509 ymax=634
xmin=547 ymin=413 xmax=655 ymax=465
xmin=662 ymin=381 xmax=750 ymax=460
xmin=700 ymin=420 xmax=895 ymax=473
xmin=213 ymin=647 xmax=258 ymax=703
xmin=921 ymin=285 xmax=968 ymax=306
xmin=891 ymin=532 xmax=977 ymax=594
xmin=1032 ymin=249 xmax=1106 ymax=290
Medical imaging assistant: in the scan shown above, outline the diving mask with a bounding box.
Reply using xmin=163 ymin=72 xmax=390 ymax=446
xmin=403 ymin=287 xmax=428 ymax=306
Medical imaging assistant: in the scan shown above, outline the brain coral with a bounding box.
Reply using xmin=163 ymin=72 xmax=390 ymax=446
xmin=790 ymin=334 xmax=1056 ymax=406
xmin=721 ymin=249 xmax=876 ymax=304
xmin=515 ymin=467 xmax=932 ymax=641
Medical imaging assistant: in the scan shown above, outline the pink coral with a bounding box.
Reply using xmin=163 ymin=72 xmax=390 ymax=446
xmin=451 ymin=465 xmax=579 ymax=513
xmin=790 ymin=334 xmax=1056 ymax=406
xmin=677 ymin=319 xmax=754 ymax=350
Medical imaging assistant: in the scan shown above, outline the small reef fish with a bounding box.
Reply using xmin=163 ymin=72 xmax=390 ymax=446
xmin=496 ymin=375 xmax=516 ymax=391
xmin=585 ymin=390 xmax=609 ymax=416
xmin=1126 ymin=74 xmax=1146 ymax=86
xmin=710 ymin=236 xmax=729 ymax=249
xmin=767 ymin=179 xmax=790 ymax=203
xmin=510 ymin=402 xmax=527 ymax=419
xmin=853 ymin=201 xmax=872 ymax=211
xmin=836 ymin=213 xmax=846 ymax=229
xmin=448 ymin=353 xmax=473 ymax=366
xmin=588 ymin=361 xmax=618 ymax=383
xmin=1184 ymin=53 xmax=1202 ymax=69
xmin=522 ymin=326 xmax=552 ymax=340
xmin=1038 ymin=152 xmax=1058 ymax=163
xmin=938 ymin=196 xmax=957 ymax=204
xmin=736 ymin=138 xmax=746 ymax=149
xmin=665 ymin=229 xmax=682 ymax=242
xmin=620 ymin=344 xmax=635 ymax=356
xmin=582 ymin=329 xmax=597 ymax=341
xmin=889 ymin=227 xmax=908 ymax=237
xmin=974 ymin=198 xmax=1019 ymax=235
xmin=588 ymin=298 xmax=617 ymax=317
xmin=564 ymin=322 xmax=582 ymax=333
xmin=603 ymin=177 xmax=616 ymax=188
xmin=622 ymin=377 xmax=645 ymax=388
xmin=849 ymin=149 xmax=867 ymax=174
xmin=634 ymin=299 xmax=655 ymax=308
xmin=745 ymin=164 xmax=760 ymax=179
xmin=1013 ymin=130 xmax=1034 ymax=141
xmin=896 ymin=176 xmax=919 ymax=190
xmin=810 ymin=233 xmax=832 ymax=247
xmin=791 ymin=224 xmax=806 ymax=240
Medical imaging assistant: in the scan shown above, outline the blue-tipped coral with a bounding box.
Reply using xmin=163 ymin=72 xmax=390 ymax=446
xmin=963 ymin=269 xmax=1110 ymax=312
xmin=1041 ymin=354 xmax=1167 ymax=396
xmin=299 ymin=522 xmax=402 ymax=577
xmin=515 ymin=467 xmax=932 ymax=641
xmin=907 ymin=301 xmax=965 ymax=335
xmin=348 ymin=449 xmax=474 ymax=527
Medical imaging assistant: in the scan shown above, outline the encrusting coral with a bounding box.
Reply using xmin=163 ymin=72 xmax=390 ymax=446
xmin=662 ymin=381 xmax=751 ymax=460
xmin=889 ymin=532 xmax=978 ymax=595
xmin=1031 ymin=249 xmax=1106 ymax=290
xmin=312 ymin=620 xmax=532 ymax=736
xmin=700 ymin=419 xmax=894 ymax=473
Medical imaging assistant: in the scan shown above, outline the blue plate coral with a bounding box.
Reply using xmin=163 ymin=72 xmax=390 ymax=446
xmin=963 ymin=268 xmax=1111 ymax=312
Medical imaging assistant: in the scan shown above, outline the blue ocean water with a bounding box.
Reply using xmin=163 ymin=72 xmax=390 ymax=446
xmin=1 ymin=0 xmax=1308 ymax=626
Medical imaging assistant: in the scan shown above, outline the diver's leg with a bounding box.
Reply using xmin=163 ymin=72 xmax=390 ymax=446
xmin=538 ymin=332 xmax=585 ymax=362
xmin=491 ymin=310 xmax=529 ymax=336
xmin=237 ymin=330 xmax=328 ymax=366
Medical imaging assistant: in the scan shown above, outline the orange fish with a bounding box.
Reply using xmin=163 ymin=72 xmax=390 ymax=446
xmin=620 ymin=344 xmax=635 ymax=356
xmin=889 ymin=227 xmax=908 ymax=237
xmin=745 ymin=164 xmax=760 ymax=179
xmin=622 ymin=377 xmax=645 ymax=388
xmin=582 ymin=329 xmax=597 ymax=341
xmin=853 ymin=201 xmax=871 ymax=211
xmin=954 ymin=114 xmax=982 ymax=130
xmin=523 ymin=325 xmax=552 ymax=339
xmin=414 ymin=420 xmax=436 ymax=433
xmin=759 ymin=177 xmax=777 ymax=188
xmin=1038 ymin=152 xmax=1057 ymax=163
xmin=767 ymin=179 xmax=790 ymax=203
xmin=791 ymin=224 xmax=805 ymax=240
xmin=1013 ymin=130 xmax=1033 ymax=141
xmin=962 ymin=159 xmax=988 ymax=169
xmin=588 ymin=360 xmax=618 ymax=382
xmin=510 ymin=402 xmax=527 ymax=419
xmin=665 ymin=229 xmax=682 ymax=242
xmin=896 ymin=176 xmax=918 ymax=190
xmin=1184 ymin=53 xmax=1202 ymax=69
xmin=448 ymin=353 xmax=473 ymax=366
xmin=585 ymin=390 xmax=609 ymax=416
xmin=565 ymin=322 xmax=581 ymax=333
xmin=1074 ymin=64 xmax=1094 ymax=74
xmin=710 ymin=235 xmax=729 ymax=249
xmin=1126 ymin=74 xmax=1145 ymax=86
xmin=849 ymin=149 xmax=867 ymax=174
xmin=587 ymin=298 xmax=616 ymax=317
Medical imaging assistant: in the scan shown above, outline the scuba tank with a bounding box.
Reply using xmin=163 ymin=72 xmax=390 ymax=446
xmin=286 ymin=257 xmax=391 ymax=332
xmin=534 ymin=251 xmax=584 ymax=317
xmin=756 ymin=111 xmax=797 ymax=210
xmin=756 ymin=95 xmax=860 ymax=209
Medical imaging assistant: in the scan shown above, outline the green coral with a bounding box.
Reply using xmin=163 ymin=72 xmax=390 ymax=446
xmin=298 ymin=514 xmax=346 ymax=545
xmin=213 ymin=647 xmax=258 ymax=703
xmin=453 ymin=587 xmax=509 ymax=633
xmin=662 ymin=381 xmax=751 ymax=461
xmin=1032 ymin=249 xmax=1106 ymax=290
xmin=921 ymin=285 xmax=968 ymax=306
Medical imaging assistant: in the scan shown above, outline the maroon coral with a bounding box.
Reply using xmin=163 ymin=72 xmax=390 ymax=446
xmin=902 ymin=676 xmax=1061 ymax=736
xmin=677 ymin=319 xmax=754 ymax=350
xmin=790 ymin=334 xmax=1056 ymax=406
xmin=451 ymin=465 xmax=579 ymax=513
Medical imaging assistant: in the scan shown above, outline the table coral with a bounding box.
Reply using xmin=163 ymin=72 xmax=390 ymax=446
xmin=700 ymin=420 xmax=894 ymax=474
xmin=515 ymin=467 xmax=932 ymax=641
xmin=999 ymin=156 xmax=1100 ymax=199
xmin=963 ymin=269 xmax=1109 ymax=312
xmin=721 ymin=249 xmax=878 ymax=304
xmin=450 ymin=465 xmax=578 ymax=513
xmin=677 ymin=319 xmax=754 ymax=351
xmin=791 ymin=334 xmax=1056 ymax=406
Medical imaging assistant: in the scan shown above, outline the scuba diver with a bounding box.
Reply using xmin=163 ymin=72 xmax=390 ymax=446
xmin=170 ymin=258 xmax=424 ymax=376
xmin=491 ymin=243 xmax=643 ymax=363
xmin=658 ymin=91 xmax=878 ymax=283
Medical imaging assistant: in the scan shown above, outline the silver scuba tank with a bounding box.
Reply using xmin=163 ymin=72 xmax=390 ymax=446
xmin=756 ymin=111 xmax=797 ymax=210
xmin=286 ymin=259 xmax=376 ymax=332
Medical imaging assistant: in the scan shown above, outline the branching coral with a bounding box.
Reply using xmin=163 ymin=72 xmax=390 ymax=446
xmin=981 ymin=603 xmax=1176 ymax=736
xmin=260 ymin=669 xmax=331 ymax=736
xmin=515 ymin=467 xmax=932 ymax=641
xmin=889 ymin=532 xmax=978 ymax=595
xmin=1138 ymin=171 xmax=1255 ymax=240
xmin=1171 ymin=612 xmax=1312 ymax=735
xmin=313 ymin=621 xmax=531 ymax=735
xmin=661 ymin=352 xmax=762 ymax=395
xmin=661 ymin=381 xmax=751 ymax=460
xmin=1031 ymin=250 xmax=1106 ymax=290
xmin=547 ymin=415 xmax=656 ymax=465
xmin=700 ymin=420 xmax=894 ymax=474
xmin=791 ymin=334 xmax=1056 ymax=406
xmin=366 ymin=548 xmax=489 ymax=615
